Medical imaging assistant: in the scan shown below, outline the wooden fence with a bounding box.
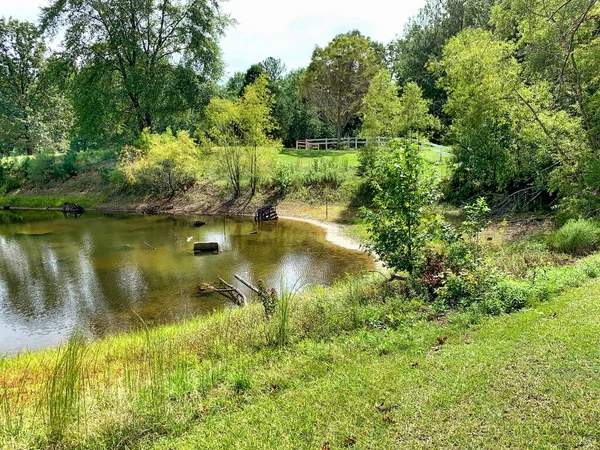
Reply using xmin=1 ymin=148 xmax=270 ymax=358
xmin=296 ymin=137 xmax=390 ymax=150
xmin=296 ymin=137 xmax=452 ymax=161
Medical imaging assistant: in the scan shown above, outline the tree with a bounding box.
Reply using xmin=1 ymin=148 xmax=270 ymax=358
xmin=201 ymin=75 xmax=277 ymax=197
xmin=260 ymin=57 xmax=286 ymax=84
xmin=388 ymin=0 xmax=495 ymax=121
xmin=238 ymin=74 xmax=277 ymax=195
xmin=225 ymin=71 xmax=245 ymax=98
xmin=363 ymin=140 xmax=440 ymax=274
xmin=276 ymin=69 xmax=331 ymax=148
xmin=361 ymin=69 xmax=402 ymax=139
xmin=301 ymin=32 xmax=380 ymax=145
xmin=0 ymin=19 xmax=70 ymax=155
xmin=397 ymin=82 xmax=439 ymax=138
xmin=434 ymin=29 xmax=533 ymax=196
xmin=42 ymin=0 xmax=230 ymax=138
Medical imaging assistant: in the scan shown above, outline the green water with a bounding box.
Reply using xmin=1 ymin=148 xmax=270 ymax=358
xmin=0 ymin=211 xmax=374 ymax=354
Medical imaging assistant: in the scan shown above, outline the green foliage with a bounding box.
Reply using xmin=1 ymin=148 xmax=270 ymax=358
xmin=548 ymin=219 xmax=600 ymax=256
xmin=42 ymin=0 xmax=230 ymax=139
xmin=271 ymin=163 xmax=296 ymax=194
xmin=302 ymin=159 xmax=347 ymax=189
xmin=301 ymin=31 xmax=380 ymax=143
xmin=363 ymin=140 xmax=440 ymax=274
xmin=0 ymin=19 xmax=71 ymax=155
xmin=397 ymin=82 xmax=439 ymax=138
xmin=462 ymin=197 xmax=491 ymax=240
xmin=388 ymin=0 xmax=495 ymax=121
xmin=117 ymin=129 xmax=201 ymax=198
xmin=27 ymin=151 xmax=59 ymax=185
xmin=202 ymin=75 xmax=278 ymax=197
xmin=361 ymin=69 xmax=402 ymax=139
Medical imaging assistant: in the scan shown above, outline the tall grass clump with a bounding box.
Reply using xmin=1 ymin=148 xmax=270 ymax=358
xmin=549 ymin=219 xmax=600 ymax=255
xmin=43 ymin=332 xmax=88 ymax=444
xmin=273 ymin=289 xmax=293 ymax=347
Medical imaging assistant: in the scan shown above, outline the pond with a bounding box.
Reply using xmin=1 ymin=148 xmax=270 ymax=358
xmin=0 ymin=211 xmax=374 ymax=354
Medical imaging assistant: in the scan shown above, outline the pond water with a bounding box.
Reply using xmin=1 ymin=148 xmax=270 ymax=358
xmin=0 ymin=211 xmax=374 ymax=354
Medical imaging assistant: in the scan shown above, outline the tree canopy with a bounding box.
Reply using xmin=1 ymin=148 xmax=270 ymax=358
xmin=301 ymin=31 xmax=380 ymax=143
xmin=41 ymin=0 xmax=230 ymax=140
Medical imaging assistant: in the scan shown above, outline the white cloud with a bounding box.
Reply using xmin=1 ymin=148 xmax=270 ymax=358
xmin=220 ymin=0 xmax=424 ymax=76
xmin=0 ymin=0 xmax=424 ymax=77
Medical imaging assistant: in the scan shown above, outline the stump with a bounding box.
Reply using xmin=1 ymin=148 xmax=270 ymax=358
xmin=193 ymin=242 xmax=219 ymax=253
xmin=62 ymin=202 xmax=85 ymax=214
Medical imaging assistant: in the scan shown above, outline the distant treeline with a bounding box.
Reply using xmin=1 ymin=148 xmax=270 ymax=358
xmin=1 ymin=0 xmax=599 ymax=216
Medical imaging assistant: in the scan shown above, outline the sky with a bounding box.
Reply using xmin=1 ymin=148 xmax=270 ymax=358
xmin=1 ymin=0 xmax=425 ymax=78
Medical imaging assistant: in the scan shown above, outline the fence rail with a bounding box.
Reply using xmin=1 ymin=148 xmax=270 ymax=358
xmin=296 ymin=137 xmax=391 ymax=150
xmin=296 ymin=137 xmax=453 ymax=161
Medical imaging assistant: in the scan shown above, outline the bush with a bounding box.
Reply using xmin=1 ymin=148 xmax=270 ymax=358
xmin=480 ymin=281 xmax=527 ymax=315
xmin=28 ymin=151 xmax=59 ymax=185
xmin=272 ymin=163 xmax=296 ymax=194
xmin=548 ymin=219 xmax=600 ymax=255
xmin=117 ymin=129 xmax=202 ymax=198
xmin=58 ymin=149 xmax=79 ymax=178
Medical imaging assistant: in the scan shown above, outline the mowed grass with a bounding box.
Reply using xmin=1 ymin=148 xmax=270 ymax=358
xmin=276 ymin=144 xmax=451 ymax=169
xmin=150 ymin=279 xmax=600 ymax=450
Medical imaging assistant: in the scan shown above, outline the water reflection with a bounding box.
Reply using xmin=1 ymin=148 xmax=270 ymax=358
xmin=0 ymin=211 xmax=374 ymax=354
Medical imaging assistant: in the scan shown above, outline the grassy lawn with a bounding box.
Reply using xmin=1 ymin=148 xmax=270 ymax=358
xmin=3 ymin=252 xmax=600 ymax=449
xmin=276 ymin=143 xmax=452 ymax=169
xmin=150 ymin=279 xmax=600 ymax=449
xmin=276 ymin=148 xmax=360 ymax=168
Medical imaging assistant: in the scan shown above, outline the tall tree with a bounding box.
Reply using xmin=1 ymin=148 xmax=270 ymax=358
xmin=0 ymin=19 xmax=64 ymax=155
xmin=361 ymin=69 xmax=402 ymax=139
xmin=388 ymin=0 xmax=495 ymax=119
xmin=41 ymin=0 xmax=230 ymax=139
xmin=300 ymin=31 xmax=380 ymax=145
xmin=260 ymin=57 xmax=286 ymax=84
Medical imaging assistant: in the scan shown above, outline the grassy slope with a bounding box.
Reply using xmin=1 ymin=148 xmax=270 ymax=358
xmin=149 ymin=280 xmax=600 ymax=450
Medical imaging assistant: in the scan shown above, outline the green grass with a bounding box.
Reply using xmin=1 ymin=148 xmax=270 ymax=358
xmin=0 ymin=195 xmax=107 ymax=208
xmin=2 ymin=251 xmax=600 ymax=449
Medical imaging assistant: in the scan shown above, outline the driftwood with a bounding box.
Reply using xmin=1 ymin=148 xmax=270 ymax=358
xmin=370 ymin=271 xmax=408 ymax=282
xmin=193 ymin=242 xmax=219 ymax=253
xmin=234 ymin=274 xmax=260 ymax=294
xmin=198 ymin=278 xmax=247 ymax=306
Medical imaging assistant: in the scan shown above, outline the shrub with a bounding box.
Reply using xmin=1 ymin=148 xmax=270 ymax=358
xmin=272 ymin=163 xmax=296 ymax=194
xmin=117 ymin=129 xmax=201 ymax=198
xmin=548 ymin=219 xmax=600 ymax=255
xmin=58 ymin=149 xmax=79 ymax=178
xmin=480 ymin=281 xmax=527 ymax=315
xmin=28 ymin=151 xmax=59 ymax=185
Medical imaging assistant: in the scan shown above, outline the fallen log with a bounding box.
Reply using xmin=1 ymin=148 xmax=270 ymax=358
xmin=218 ymin=278 xmax=247 ymax=306
xmin=193 ymin=242 xmax=219 ymax=253
xmin=234 ymin=274 xmax=260 ymax=294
